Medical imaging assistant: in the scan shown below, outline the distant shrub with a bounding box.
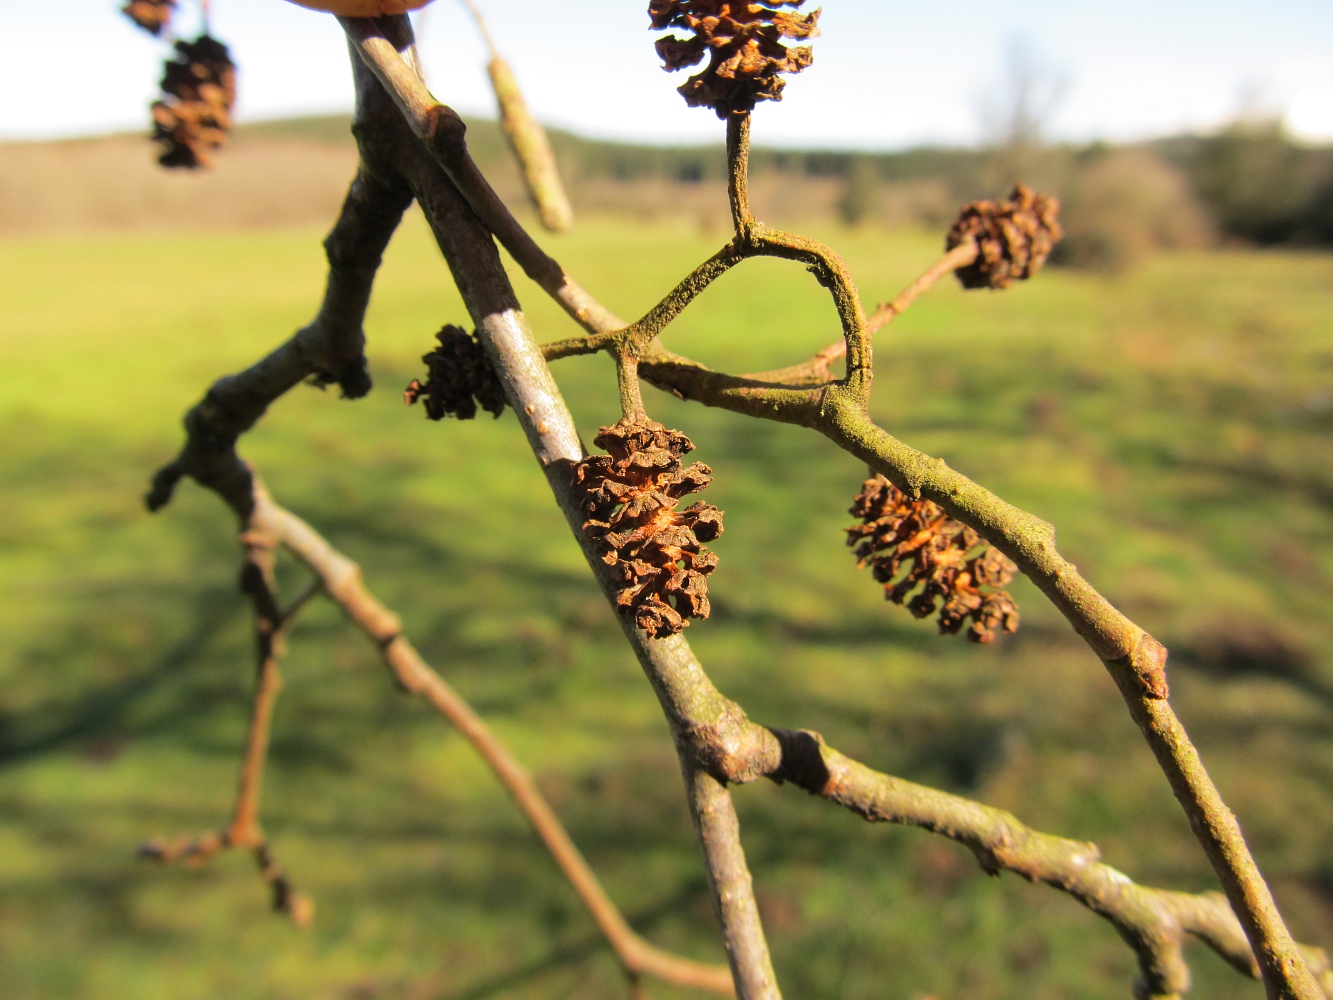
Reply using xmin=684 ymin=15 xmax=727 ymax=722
xmin=1183 ymin=123 xmax=1333 ymax=246
xmin=836 ymin=157 xmax=880 ymax=226
xmin=1053 ymin=147 xmax=1213 ymax=271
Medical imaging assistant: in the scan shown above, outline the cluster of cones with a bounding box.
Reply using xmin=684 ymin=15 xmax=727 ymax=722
xmin=573 ymin=420 xmax=724 ymax=638
xmin=650 ymin=0 xmax=820 ymax=118
xmin=847 ymin=475 xmax=1020 ymax=643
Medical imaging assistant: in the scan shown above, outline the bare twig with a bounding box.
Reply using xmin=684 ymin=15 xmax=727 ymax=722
xmin=743 ymin=237 xmax=981 ymax=385
xmin=823 ymin=409 xmax=1323 ymax=1000
xmin=278 ymin=577 xmax=321 ymax=625
xmin=459 ymin=0 xmax=574 ymax=232
xmin=456 ymin=0 xmax=496 ymax=54
xmin=258 ymin=480 xmax=735 ymax=996
xmin=146 ymin=164 xmax=413 ymax=516
xmin=865 ymin=238 xmax=981 ymax=334
xmin=339 ymin=16 xmax=614 ymax=333
xmin=686 ymin=767 xmax=781 ymax=999
xmin=614 ymin=116 xmax=869 ymax=391
xmin=629 ymin=340 xmax=1327 ymax=998
xmin=140 ymin=505 xmax=312 ymax=927
xmin=753 ymin=726 xmax=1333 ymax=1000
xmin=727 ymin=113 xmax=754 ymax=234
xmin=344 ymin=39 xmax=781 ymax=989
xmin=144 ymin=40 xmax=741 ymax=993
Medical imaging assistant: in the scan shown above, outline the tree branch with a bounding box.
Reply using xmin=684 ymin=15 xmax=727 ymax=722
xmin=631 ymin=336 xmax=1331 ymax=1000
xmin=338 ymin=25 xmax=784 ymax=996
xmin=140 ymin=501 xmax=312 ymax=927
xmin=145 ymin=22 xmax=768 ymax=995
xmin=338 ymin=15 xmax=618 ymax=336
xmin=255 ymin=477 xmax=735 ymax=996
xmin=742 ymin=238 xmax=980 ymax=385
xmin=820 ymin=401 xmax=1322 ymax=1000
xmin=754 ymin=727 xmax=1332 ymax=1000
xmin=146 ymin=165 xmax=413 ymax=518
xmin=727 ymin=113 xmax=754 ymax=234
xmin=685 ymin=767 xmax=781 ymax=999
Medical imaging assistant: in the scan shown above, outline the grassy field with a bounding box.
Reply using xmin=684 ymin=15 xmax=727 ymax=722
xmin=1 ymin=213 xmax=1331 ymax=1000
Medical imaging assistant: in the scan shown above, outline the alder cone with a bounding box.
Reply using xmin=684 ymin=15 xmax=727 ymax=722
xmin=122 ymin=0 xmax=176 ymax=36
xmin=947 ymin=184 xmax=1063 ymax=290
xmin=281 ymin=0 xmax=434 ymax=14
xmin=847 ymin=475 xmax=1019 ymax=643
xmin=151 ymin=36 xmax=237 ymax=170
xmin=404 ymin=325 xmax=507 ymax=421
xmin=650 ymin=0 xmax=820 ymax=118
xmin=573 ymin=420 xmax=723 ymax=639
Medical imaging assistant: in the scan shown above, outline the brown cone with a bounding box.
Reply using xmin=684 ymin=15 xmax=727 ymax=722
xmin=404 ymin=325 xmax=508 ymax=421
xmin=151 ymin=35 xmax=236 ymax=170
xmin=947 ymin=185 xmax=1063 ymax=290
xmin=649 ymin=0 xmax=820 ymax=118
xmin=122 ymin=0 xmax=177 ymax=36
xmin=572 ymin=419 xmax=723 ymax=638
xmin=846 ymin=475 xmax=1019 ymax=643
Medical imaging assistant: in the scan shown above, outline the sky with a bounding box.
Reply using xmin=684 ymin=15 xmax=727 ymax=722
xmin=2 ymin=0 xmax=1332 ymax=149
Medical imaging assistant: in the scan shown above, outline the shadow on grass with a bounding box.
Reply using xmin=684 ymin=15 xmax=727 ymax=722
xmin=0 ymin=584 xmax=241 ymax=768
xmin=1173 ymin=622 xmax=1333 ymax=710
xmin=435 ymin=880 xmax=717 ymax=1000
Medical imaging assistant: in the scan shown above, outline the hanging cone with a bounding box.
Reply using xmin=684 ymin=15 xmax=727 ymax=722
xmin=151 ymin=35 xmax=236 ymax=169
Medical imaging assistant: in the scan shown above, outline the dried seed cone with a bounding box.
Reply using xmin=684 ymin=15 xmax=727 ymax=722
xmin=649 ymin=0 xmax=821 ymax=118
xmin=947 ymin=184 xmax=1063 ymax=290
xmin=122 ymin=0 xmax=177 ymax=36
xmin=573 ymin=420 xmax=724 ymax=638
xmin=488 ymin=57 xmax=575 ymax=233
xmin=404 ymin=325 xmax=508 ymax=420
xmin=847 ymin=475 xmax=1019 ymax=643
xmin=151 ymin=35 xmax=236 ymax=170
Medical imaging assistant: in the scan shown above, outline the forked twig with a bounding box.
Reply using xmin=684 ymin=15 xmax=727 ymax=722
xmin=139 ymin=111 xmax=734 ymax=992
xmin=262 ymin=480 xmax=736 ymax=996
xmin=742 ymin=238 xmax=982 ymax=385
xmin=341 ymin=25 xmax=1325 ymax=996
xmin=140 ymin=516 xmax=312 ymax=927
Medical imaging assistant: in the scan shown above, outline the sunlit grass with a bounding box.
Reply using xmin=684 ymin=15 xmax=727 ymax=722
xmin=1 ymin=217 xmax=1330 ymax=999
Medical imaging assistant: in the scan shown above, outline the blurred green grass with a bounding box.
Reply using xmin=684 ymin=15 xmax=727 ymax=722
xmin=0 ymin=214 xmax=1330 ymax=1000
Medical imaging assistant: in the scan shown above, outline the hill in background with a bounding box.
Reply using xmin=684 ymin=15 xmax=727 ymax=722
xmin=3 ymin=114 xmax=1331 ymax=269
